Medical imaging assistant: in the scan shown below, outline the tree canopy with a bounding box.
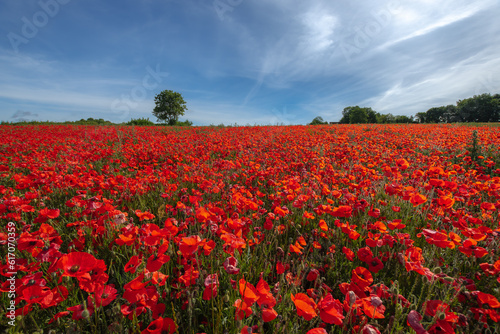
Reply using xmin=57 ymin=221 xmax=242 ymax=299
xmin=152 ymin=90 xmax=188 ymax=125
xmin=418 ymin=93 xmax=500 ymax=123
xmin=309 ymin=116 xmax=328 ymax=125
xmin=339 ymin=106 xmax=413 ymax=124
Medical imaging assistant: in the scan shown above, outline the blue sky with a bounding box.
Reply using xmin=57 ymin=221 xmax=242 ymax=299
xmin=1 ymin=0 xmax=499 ymax=125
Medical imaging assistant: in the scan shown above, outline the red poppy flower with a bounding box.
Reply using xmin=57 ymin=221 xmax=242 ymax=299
xmin=391 ymin=206 xmax=401 ymax=212
xmin=77 ymin=259 xmax=108 ymax=293
xmin=396 ymin=158 xmax=409 ymax=170
xmin=202 ymin=274 xmax=219 ymax=301
xmin=331 ymin=205 xmax=352 ymax=217
xmin=48 ymin=311 xmax=70 ymax=324
xmin=317 ymin=293 xmax=344 ymax=325
xmin=239 ymin=279 xmax=259 ymax=305
xmin=357 ymin=247 xmax=374 ymax=263
xmin=362 ymin=325 xmax=381 ymax=334
xmin=124 ymin=255 xmax=142 ymax=273
xmin=291 ymin=293 xmax=317 ymax=321
xmin=303 ymin=211 xmax=315 ymax=219
xmin=307 ymin=329 xmax=328 ymax=334
xmin=58 ymin=252 xmax=100 ymax=279
xmin=480 ymin=202 xmax=496 ymax=211
xmin=202 ymin=239 xmax=216 ymax=256
xmin=135 ymin=209 xmax=155 ymax=221
xmin=410 ymin=193 xmax=427 ymax=206
xmin=343 ymin=247 xmax=355 ymax=261
xmin=290 ymin=239 xmax=304 ymax=254
xmin=142 ymin=318 xmax=165 ymax=334
xmin=195 ymin=207 xmax=212 ymax=222
xmin=319 ymin=219 xmax=328 ymax=231
xmin=178 ymin=266 xmax=199 ymax=287
xmin=223 ymin=256 xmax=240 ymax=275
xmin=458 ymin=238 xmax=488 ymax=258
xmin=141 ymin=317 xmax=177 ymax=334
xmin=475 ymin=291 xmax=500 ymax=308
xmin=276 ymin=261 xmax=285 ymax=274
xmin=234 ymin=299 xmax=252 ymax=320
xmin=437 ymin=196 xmax=455 ymax=209
xmin=93 ymin=284 xmax=117 ymax=307
xmin=407 ymin=310 xmax=427 ymax=334
xmin=421 ymin=229 xmax=455 ymax=249
xmin=146 ymin=253 xmax=170 ymax=272
xmin=17 ymin=237 xmax=44 ymax=255
xmin=428 ymin=320 xmax=455 ymax=334
xmin=388 ymin=219 xmax=405 ymax=230
xmin=179 ymin=235 xmax=202 ymax=257
xmin=261 ymin=305 xmax=278 ymax=322
xmin=150 ymin=271 xmax=168 ymax=286
xmin=21 ymin=285 xmax=53 ymax=307
xmin=306 ymin=269 xmax=320 ymax=282
xmin=361 ymin=296 xmax=385 ymax=318
xmin=39 ymin=208 xmax=60 ymax=219
xmin=368 ymin=257 xmax=384 ymax=274
xmin=352 ymin=267 xmax=373 ymax=288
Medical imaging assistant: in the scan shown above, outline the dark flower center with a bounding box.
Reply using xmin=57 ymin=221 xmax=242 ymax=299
xmin=70 ymin=265 xmax=80 ymax=273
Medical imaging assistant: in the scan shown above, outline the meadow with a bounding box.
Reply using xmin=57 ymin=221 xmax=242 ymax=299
xmin=0 ymin=124 xmax=499 ymax=334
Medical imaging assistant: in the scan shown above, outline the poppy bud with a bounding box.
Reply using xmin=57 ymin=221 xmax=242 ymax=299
xmin=443 ymin=277 xmax=454 ymax=283
xmin=396 ymin=303 xmax=402 ymax=313
xmin=348 ymin=291 xmax=357 ymax=306
xmin=276 ymin=247 xmax=284 ymax=257
xmin=433 ymin=267 xmax=442 ymax=274
xmin=438 ymin=312 xmax=446 ymax=320
xmin=81 ymin=309 xmax=90 ymax=320
xmin=397 ymin=253 xmax=405 ymax=265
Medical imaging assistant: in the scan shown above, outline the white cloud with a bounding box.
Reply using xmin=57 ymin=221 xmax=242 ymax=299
xmin=301 ymin=8 xmax=338 ymax=53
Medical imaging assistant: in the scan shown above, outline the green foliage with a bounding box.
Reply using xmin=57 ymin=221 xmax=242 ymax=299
xmin=0 ymin=118 xmax=114 ymax=125
xmin=152 ymin=90 xmax=188 ymax=125
xmin=349 ymin=106 xmax=368 ymax=123
xmin=339 ymin=106 xmax=412 ymax=124
xmin=309 ymin=116 xmax=328 ymax=125
xmin=415 ymin=112 xmax=427 ymax=123
xmin=467 ymin=130 xmax=481 ymax=161
xmin=420 ymin=93 xmax=500 ymax=123
xmin=174 ymin=119 xmax=193 ymax=126
xmin=126 ymin=117 xmax=156 ymax=126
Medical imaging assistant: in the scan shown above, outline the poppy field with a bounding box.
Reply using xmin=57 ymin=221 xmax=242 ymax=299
xmin=1 ymin=123 xmax=500 ymax=334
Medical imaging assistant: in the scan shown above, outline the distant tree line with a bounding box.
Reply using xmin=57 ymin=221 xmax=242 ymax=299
xmin=0 ymin=118 xmax=115 ymax=125
xmin=415 ymin=93 xmax=500 ymax=123
xmin=339 ymin=106 xmax=414 ymax=124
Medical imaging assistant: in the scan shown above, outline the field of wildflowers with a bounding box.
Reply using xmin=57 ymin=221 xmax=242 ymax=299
xmin=1 ymin=124 xmax=499 ymax=334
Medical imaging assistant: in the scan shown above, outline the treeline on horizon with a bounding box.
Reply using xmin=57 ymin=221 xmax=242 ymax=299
xmin=0 ymin=117 xmax=193 ymax=126
xmin=339 ymin=93 xmax=500 ymax=124
xmin=2 ymin=93 xmax=499 ymax=126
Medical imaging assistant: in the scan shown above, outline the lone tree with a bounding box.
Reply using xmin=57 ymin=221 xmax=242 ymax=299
xmin=309 ymin=116 xmax=328 ymax=125
xmin=152 ymin=90 xmax=187 ymax=125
